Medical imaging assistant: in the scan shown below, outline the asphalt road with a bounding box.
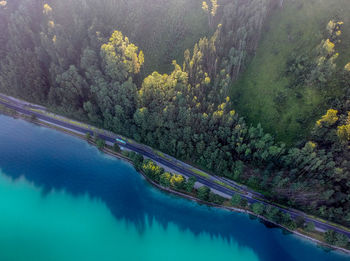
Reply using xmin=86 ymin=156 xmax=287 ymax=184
xmin=1 ymin=97 xmax=349 ymax=239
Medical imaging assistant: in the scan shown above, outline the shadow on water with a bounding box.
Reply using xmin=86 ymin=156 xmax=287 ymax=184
xmin=0 ymin=115 xmax=346 ymax=261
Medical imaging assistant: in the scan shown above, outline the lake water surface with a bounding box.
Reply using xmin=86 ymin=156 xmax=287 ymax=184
xmin=0 ymin=114 xmax=349 ymax=261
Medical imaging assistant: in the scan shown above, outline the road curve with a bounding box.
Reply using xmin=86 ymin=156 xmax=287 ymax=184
xmin=0 ymin=97 xmax=349 ymax=239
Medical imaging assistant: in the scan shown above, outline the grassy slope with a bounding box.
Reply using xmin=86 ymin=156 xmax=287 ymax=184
xmin=230 ymin=0 xmax=350 ymax=144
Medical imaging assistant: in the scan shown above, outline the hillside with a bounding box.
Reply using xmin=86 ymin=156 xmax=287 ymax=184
xmin=231 ymin=0 xmax=350 ymax=144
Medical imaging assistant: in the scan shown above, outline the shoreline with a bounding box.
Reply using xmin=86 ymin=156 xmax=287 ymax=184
xmin=1 ymin=107 xmax=350 ymax=255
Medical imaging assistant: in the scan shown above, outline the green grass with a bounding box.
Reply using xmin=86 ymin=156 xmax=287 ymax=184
xmin=189 ymin=167 xmax=210 ymax=179
xmin=213 ymin=180 xmax=241 ymax=193
xmin=155 ymin=150 xmax=166 ymax=158
xmin=230 ymin=0 xmax=350 ymax=144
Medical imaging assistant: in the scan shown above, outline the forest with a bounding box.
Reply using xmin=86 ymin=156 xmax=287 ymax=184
xmin=1 ymin=0 xmax=350 ymax=228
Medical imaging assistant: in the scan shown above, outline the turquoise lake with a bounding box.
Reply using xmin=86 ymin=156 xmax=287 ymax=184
xmin=0 ymin=114 xmax=349 ymax=261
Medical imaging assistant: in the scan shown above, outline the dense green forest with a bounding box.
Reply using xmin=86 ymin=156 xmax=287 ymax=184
xmin=1 ymin=0 xmax=350 ymax=228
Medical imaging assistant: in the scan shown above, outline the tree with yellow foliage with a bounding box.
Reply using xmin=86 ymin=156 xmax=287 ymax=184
xmin=337 ymin=112 xmax=350 ymax=142
xmin=43 ymin=3 xmax=52 ymax=15
xmin=345 ymin=63 xmax=350 ymax=72
xmin=337 ymin=125 xmax=350 ymax=142
xmin=202 ymin=2 xmax=209 ymax=13
xmin=316 ymin=109 xmax=338 ymax=127
xmin=160 ymin=172 xmax=172 ymax=187
xmin=322 ymin=39 xmax=335 ymax=55
xmin=307 ymin=21 xmax=342 ymax=86
xmin=202 ymin=0 xmax=219 ymax=27
xmin=170 ymin=174 xmax=185 ymax=190
xmin=101 ymin=30 xmax=144 ymax=81
xmin=326 ymin=20 xmax=343 ymax=43
xmin=305 ymin=141 xmax=317 ymax=150
xmin=142 ymin=160 xmax=164 ymax=182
